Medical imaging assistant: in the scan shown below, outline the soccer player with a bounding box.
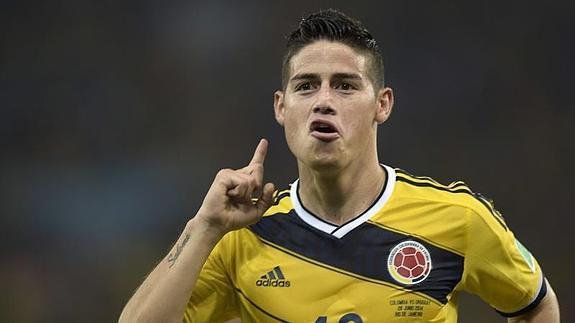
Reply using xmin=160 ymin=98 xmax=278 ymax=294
xmin=119 ymin=9 xmax=560 ymax=323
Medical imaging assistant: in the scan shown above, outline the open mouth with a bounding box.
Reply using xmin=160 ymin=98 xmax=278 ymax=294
xmin=310 ymin=121 xmax=337 ymax=133
xmin=310 ymin=120 xmax=339 ymax=142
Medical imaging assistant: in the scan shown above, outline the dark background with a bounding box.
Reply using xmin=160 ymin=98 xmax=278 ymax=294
xmin=1 ymin=1 xmax=573 ymax=322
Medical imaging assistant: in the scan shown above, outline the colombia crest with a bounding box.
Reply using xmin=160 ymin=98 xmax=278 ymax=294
xmin=387 ymin=240 xmax=432 ymax=285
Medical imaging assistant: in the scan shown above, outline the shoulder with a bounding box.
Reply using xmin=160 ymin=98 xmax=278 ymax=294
xmin=392 ymin=167 xmax=508 ymax=231
xmin=262 ymin=186 xmax=294 ymax=217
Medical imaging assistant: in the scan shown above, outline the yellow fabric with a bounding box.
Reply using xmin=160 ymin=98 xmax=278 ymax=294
xmin=184 ymin=169 xmax=543 ymax=322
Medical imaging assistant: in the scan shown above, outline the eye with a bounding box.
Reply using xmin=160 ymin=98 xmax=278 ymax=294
xmin=295 ymin=82 xmax=312 ymax=92
xmin=335 ymin=82 xmax=356 ymax=91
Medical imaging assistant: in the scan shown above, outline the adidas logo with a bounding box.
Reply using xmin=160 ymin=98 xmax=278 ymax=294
xmin=255 ymin=266 xmax=291 ymax=287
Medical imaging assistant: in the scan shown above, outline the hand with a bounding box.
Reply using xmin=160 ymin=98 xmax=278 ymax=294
xmin=195 ymin=139 xmax=275 ymax=235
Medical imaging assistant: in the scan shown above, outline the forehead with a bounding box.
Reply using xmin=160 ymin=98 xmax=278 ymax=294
xmin=289 ymin=40 xmax=369 ymax=80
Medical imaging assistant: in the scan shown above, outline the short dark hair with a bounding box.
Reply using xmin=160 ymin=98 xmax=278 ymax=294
xmin=282 ymin=9 xmax=384 ymax=90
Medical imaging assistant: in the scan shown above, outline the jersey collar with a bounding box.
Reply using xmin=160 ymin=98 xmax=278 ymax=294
xmin=290 ymin=164 xmax=396 ymax=238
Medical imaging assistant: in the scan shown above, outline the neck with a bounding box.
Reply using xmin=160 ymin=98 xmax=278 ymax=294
xmin=297 ymin=157 xmax=386 ymax=226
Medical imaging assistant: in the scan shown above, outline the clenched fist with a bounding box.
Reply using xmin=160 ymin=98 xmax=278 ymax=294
xmin=195 ymin=139 xmax=275 ymax=235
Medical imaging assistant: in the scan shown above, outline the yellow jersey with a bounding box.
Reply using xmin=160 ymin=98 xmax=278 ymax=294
xmin=184 ymin=165 xmax=546 ymax=322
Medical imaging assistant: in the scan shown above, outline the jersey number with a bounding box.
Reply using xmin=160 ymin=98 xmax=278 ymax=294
xmin=315 ymin=313 xmax=363 ymax=323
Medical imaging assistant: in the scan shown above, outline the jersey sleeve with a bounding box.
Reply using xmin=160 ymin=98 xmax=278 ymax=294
xmin=183 ymin=233 xmax=239 ymax=322
xmin=460 ymin=201 xmax=546 ymax=317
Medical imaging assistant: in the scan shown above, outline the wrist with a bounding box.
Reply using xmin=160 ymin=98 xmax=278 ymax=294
xmin=186 ymin=216 xmax=227 ymax=244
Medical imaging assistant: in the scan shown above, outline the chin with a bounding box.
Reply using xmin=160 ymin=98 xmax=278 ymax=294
xmin=289 ymin=136 xmax=347 ymax=171
xmin=306 ymin=153 xmax=345 ymax=172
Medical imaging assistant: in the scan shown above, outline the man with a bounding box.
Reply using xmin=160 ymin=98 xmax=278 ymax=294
xmin=119 ymin=9 xmax=560 ymax=322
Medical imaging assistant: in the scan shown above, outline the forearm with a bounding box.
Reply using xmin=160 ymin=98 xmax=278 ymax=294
xmin=119 ymin=139 xmax=274 ymax=322
xmin=508 ymin=280 xmax=560 ymax=323
xmin=119 ymin=217 xmax=224 ymax=323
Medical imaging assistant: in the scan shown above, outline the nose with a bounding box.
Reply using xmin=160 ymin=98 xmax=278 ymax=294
xmin=312 ymin=83 xmax=336 ymax=115
xmin=313 ymin=104 xmax=335 ymax=115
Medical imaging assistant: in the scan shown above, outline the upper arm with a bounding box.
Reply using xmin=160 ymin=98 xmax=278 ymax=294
xmin=507 ymin=279 xmax=560 ymax=323
xmin=460 ymin=205 xmax=547 ymax=317
xmin=508 ymin=280 xmax=560 ymax=323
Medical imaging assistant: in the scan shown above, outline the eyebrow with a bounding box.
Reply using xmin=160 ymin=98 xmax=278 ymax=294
xmin=289 ymin=72 xmax=363 ymax=83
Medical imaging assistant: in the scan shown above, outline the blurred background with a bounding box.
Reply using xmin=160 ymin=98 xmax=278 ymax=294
xmin=1 ymin=0 xmax=573 ymax=322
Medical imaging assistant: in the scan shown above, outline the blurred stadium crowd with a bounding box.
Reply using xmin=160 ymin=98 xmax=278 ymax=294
xmin=1 ymin=1 xmax=573 ymax=322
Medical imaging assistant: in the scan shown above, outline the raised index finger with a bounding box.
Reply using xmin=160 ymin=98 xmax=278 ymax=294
xmin=249 ymin=138 xmax=268 ymax=166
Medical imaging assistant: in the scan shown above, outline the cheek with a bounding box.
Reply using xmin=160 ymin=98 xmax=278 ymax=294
xmin=348 ymin=121 xmax=370 ymax=140
xmin=283 ymin=104 xmax=307 ymax=132
xmin=345 ymin=107 xmax=374 ymax=134
xmin=282 ymin=110 xmax=301 ymax=141
xmin=282 ymin=116 xmax=306 ymax=157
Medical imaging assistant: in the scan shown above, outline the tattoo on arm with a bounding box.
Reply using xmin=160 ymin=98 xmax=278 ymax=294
xmin=167 ymin=233 xmax=191 ymax=268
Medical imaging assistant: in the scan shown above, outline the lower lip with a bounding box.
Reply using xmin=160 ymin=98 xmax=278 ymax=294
xmin=310 ymin=131 xmax=340 ymax=142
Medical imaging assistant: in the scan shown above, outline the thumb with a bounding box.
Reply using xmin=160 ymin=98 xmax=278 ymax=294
xmin=255 ymin=183 xmax=275 ymax=215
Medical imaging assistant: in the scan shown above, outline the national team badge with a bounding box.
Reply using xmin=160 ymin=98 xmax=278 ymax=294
xmin=387 ymin=240 xmax=432 ymax=285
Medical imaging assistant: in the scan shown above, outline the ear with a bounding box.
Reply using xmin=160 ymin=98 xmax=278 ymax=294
xmin=375 ymin=87 xmax=394 ymax=124
xmin=274 ymin=90 xmax=285 ymax=126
